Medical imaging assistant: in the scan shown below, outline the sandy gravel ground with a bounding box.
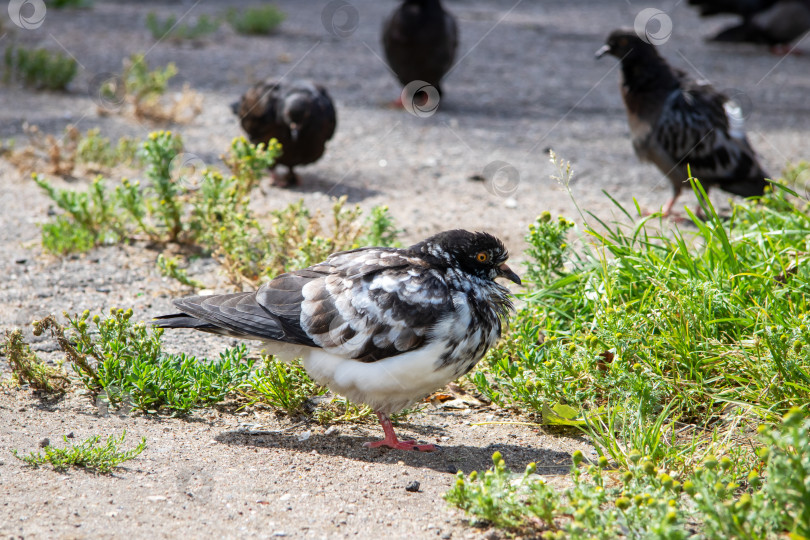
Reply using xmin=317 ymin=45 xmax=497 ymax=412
xmin=1 ymin=0 xmax=808 ymax=538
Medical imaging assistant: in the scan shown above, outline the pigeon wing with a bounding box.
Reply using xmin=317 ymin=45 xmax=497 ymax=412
xmin=157 ymin=248 xmax=454 ymax=363
xmin=653 ymin=83 xmax=766 ymax=191
xmin=294 ymin=249 xmax=453 ymax=363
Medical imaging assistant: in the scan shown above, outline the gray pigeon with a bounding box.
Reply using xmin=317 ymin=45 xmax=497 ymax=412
xmin=154 ymin=230 xmax=520 ymax=452
xmin=597 ymin=29 xmax=769 ymax=216
xmin=232 ymin=80 xmax=337 ymax=186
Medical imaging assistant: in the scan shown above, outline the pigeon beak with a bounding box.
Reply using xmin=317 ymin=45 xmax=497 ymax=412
xmin=497 ymin=263 xmax=522 ymax=285
xmin=595 ymin=44 xmax=611 ymax=59
xmin=230 ymin=100 xmax=240 ymax=115
xmin=290 ymin=124 xmax=299 ymax=142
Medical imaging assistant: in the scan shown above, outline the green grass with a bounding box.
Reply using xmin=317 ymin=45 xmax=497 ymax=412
xmin=455 ymin=155 xmax=810 ymax=536
xmin=3 ymin=45 xmax=77 ymax=90
xmin=446 ymin=408 xmax=810 ymax=538
xmin=226 ymin=5 xmax=285 ymax=35
xmin=50 ymin=0 xmax=93 ymax=8
xmin=14 ymin=431 xmax=146 ymax=474
xmin=32 ymin=310 xmax=256 ymax=414
xmin=240 ymin=356 xmax=326 ymax=416
xmin=146 ymin=12 xmax=219 ymax=41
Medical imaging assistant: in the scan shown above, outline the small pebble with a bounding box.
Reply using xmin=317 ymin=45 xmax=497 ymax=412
xmin=405 ymin=481 xmax=420 ymax=492
xmin=504 ymin=197 xmax=518 ymax=209
xmin=39 ymin=438 xmax=50 ymax=448
xmin=66 ymin=432 xmax=74 ymax=438
xmin=324 ymin=426 xmax=339 ymax=436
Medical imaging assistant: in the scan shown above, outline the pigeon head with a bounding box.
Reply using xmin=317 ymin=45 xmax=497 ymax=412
xmin=596 ymin=29 xmax=659 ymax=61
xmin=283 ymin=93 xmax=313 ymax=141
xmin=413 ymin=230 xmax=521 ymax=285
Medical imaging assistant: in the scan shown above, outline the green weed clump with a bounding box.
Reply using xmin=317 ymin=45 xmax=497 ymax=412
xmin=32 ymin=310 xmax=256 ymax=414
xmin=462 ymin=155 xmax=810 ymax=536
xmin=3 ymin=45 xmax=77 ymax=90
xmin=98 ymin=53 xmax=201 ymax=123
xmin=50 ymin=0 xmax=93 ymax=8
xmin=474 ymin=164 xmax=810 ymax=466
xmin=6 ymin=125 xmax=139 ymax=178
xmin=447 ymin=409 xmax=810 ymax=538
xmin=240 ymin=356 xmax=325 ymax=416
xmin=2 ymin=330 xmax=70 ymax=393
xmin=14 ymin=431 xmax=145 ymax=474
xmin=36 ymin=131 xmax=400 ymax=287
xmin=226 ymin=5 xmax=285 ymax=35
xmin=146 ymin=12 xmax=219 ymax=41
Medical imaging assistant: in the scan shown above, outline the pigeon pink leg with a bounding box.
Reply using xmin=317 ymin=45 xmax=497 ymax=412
xmin=363 ymin=412 xmax=436 ymax=452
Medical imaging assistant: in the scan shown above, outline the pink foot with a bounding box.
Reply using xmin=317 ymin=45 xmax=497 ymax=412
xmin=363 ymin=412 xmax=437 ymax=452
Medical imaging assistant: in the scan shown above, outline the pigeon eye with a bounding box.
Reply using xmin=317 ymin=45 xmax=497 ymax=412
xmin=476 ymin=252 xmax=489 ymax=263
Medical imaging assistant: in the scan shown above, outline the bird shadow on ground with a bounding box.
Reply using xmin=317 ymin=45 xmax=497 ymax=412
xmin=273 ymin=173 xmax=382 ymax=203
xmin=215 ymin=429 xmax=574 ymax=475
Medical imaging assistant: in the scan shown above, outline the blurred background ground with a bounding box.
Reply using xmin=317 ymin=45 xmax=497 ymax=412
xmin=0 ymin=0 xmax=807 ymax=538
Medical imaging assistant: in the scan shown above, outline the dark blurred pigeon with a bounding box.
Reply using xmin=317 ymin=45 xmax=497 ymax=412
xmin=711 ymin=0 xmax=810 ymax=51
xmin=690 ymin=0 xmax=810 ymax=51
xmin=382 ymin=0 xmax=458 ymax=102
xmin=155 ymin=230 xmax=520 ymax=452
xmin=688 ymin=0 xmax=778 ymax=18
xmin=597 ymin=30 xmax=769 ymax=217
xmin=232 ymin=80 xmax=337 ymax=186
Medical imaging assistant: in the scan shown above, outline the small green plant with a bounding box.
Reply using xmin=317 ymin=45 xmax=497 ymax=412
xmin=2 ymin=330 xmax=70 ymax=393
xmin=100 ymin=53 xmax=201 ymax=123
xmin=3 ymin=45 xmax=78 ymax=90
xmin=14 ymin=431 xmax=146 ymax=474
xmin=145 ymin=12 xmax=219 ymax=41
xmin=156 ymin=253 xmax=205 ymax=289
xmin=7 ymin=124 xmax=139 ymax=178
xmin=222 ymin=136 xmax=282 ymax=195
xmin=75 ymin=128 xmax=139 ymax=170
xmin=447 ymin=410 xmax=810 ymax=537
xmin=240 ymin=355 xmax=326 ymax=415
xmin=31 ymin=310 xmax=256 ymax=414
xmin=50 ymin=0 xmax=93 ymax=7
xmin=226 ymin=5 xmax=285 ymax=35
xmin=35 ymin=130 xmax=398 ymax=283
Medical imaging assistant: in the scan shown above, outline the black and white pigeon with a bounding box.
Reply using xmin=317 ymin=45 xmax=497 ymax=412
xmin=596 ymin=29 xmax=769 ymax=217
xmin=154 ymin=230 xmax=520 ymax=452
xmin=231 ymin=80 xmax=337 ymax=187
xmin=382 ymin=0 xmax=458 ymax=103
xmin=689 ymin=0 xmax=810 ymax=51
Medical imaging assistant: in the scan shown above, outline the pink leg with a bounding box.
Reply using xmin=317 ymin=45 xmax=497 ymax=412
xmin=661 ymin=194 xmax=678 ymax=217
xmin=363 ymin=412 xmax=437 ymax=452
